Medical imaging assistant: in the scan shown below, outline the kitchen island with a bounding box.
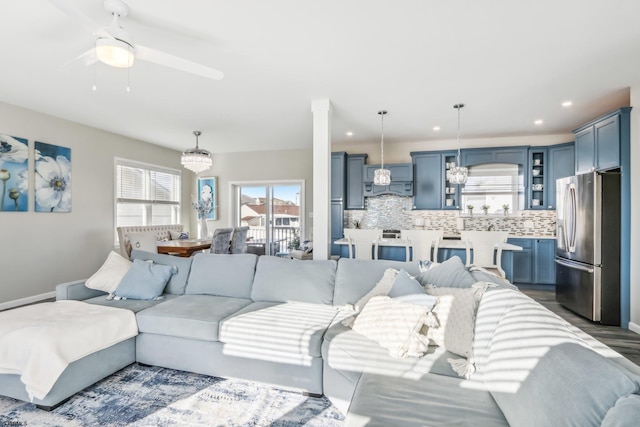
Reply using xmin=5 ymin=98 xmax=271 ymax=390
xmin=334 ymin=237 xmax=523 ymax=283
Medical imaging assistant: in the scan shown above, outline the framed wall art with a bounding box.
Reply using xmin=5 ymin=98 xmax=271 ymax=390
xmin=0 ymin=134 xmax=29 ymax=212
xmin=197 ymin=177 xmax=217 ymax=220
xmin=34 ymin=141 xmax=72 ymax=213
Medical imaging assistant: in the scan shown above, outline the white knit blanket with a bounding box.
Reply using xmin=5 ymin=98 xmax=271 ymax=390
xmin=0 ymin=301 xmax=138 ymax=401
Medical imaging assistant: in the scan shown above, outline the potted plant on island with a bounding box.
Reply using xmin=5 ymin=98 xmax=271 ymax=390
xmin=502 ymin=204 xmax=510 ymax=216
xmin=481 ymin=204 xmax=490 ymax=215
xmin=467 ymin=205 xmax=474 ymax=215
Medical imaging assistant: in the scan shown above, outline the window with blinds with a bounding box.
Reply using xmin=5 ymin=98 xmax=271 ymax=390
xmin=115 ymin=159 xmax=181 ymax=234
xmin=460 ymin=163 xmax=524 ymax=213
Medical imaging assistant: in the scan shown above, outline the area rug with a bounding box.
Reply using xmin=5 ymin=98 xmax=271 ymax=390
xmin=0 ymin=364 xmax=344 ymax=426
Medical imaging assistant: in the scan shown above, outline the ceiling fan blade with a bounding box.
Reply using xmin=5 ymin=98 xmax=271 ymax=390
xmin=49 ymin=0 xmax=111 ymax=38
xmin=136 ymin=45 xmax=224 ymax=81
xmin=58 ymin=48 xmax=98 ymax=71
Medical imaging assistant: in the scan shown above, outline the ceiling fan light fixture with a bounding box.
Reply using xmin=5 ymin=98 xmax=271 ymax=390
xmin=96 ymin=37 xmax=135 ymax=68
xmin=181 ymin=131 xmax=212 ymax=174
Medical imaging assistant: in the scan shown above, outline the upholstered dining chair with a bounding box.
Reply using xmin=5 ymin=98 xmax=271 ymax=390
xmin=229 ymin=226 xmax=250 ymax=254
xmin=400 ymin=229 xmax=444 ymax=262
xmin=210 ymin=228 xmax=233 ymax=254
xmin=460 ymin=230 xmax=510 ymax=278
xmin=344 ymin=228 xmax=382 ymax=260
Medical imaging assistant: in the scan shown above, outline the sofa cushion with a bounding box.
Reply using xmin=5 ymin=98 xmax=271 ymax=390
xmin=185 ymin=253 xmax=258 ymax=299
xmin=333 ymin=258 xmax=421 ymax=306
xmin=415 ymin=255 xmax=477 ymax=288
xmin=345 ymin=373 xmax=508 ymax=427
xmin=136 ymin=294 xmax=252 ymax=341
xmin=485 ymin=301 xmax=640 ymax=427
xmin=219 ymin=301 xmax=338 ymax=362
xmin=131 ymin=249 xmax=193 ymax=294
xmin=602 ymin=394 xmax=640 ymax=427
xmin=82 ymin=294 xmax=179 ymax=313
xmin=250 ymin=256 xmax=337 ymax=304
xmin=114 ymin=259 xmax=175 ymax=300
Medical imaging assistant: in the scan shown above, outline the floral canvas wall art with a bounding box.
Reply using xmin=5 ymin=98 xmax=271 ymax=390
xmin=0 ymin=134 xmax=29 ymax=212
xmin=196 ymin=177 xmax=216 ymax=220
xmin=34 ymin=141 xmax=71 ymax=213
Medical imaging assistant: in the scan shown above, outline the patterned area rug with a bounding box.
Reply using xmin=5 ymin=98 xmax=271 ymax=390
xmin=0 ymin=364 xmax=344 ymax=426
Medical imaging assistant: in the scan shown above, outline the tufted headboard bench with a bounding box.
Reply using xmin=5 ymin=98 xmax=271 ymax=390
xmin=116 ymin=224 xmax=184 ymax=258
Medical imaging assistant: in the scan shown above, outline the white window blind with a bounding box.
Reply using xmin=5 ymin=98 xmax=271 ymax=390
xmin=115 ymin=159 xmax=181 ymax=233
xmin=461 ymin=163 xmax=523 ymax=213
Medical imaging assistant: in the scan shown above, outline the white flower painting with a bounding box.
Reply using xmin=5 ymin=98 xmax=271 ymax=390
xmin=34 ymin=141 xmax=72 ymax=213
xmin=0 ymin=134 xmax=29 ymax=212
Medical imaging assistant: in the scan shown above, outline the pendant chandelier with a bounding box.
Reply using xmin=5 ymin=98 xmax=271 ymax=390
xmin=181 ymin=131 xmax=212 ymax=174
xmin=374 ymin=110 xmax=391 ymax=186
xmin=448 ymin=103 xmax=468 ymax=184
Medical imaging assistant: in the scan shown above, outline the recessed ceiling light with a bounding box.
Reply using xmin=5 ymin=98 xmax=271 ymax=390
xmin=562 ymin=101 xmax=573 ymax=107
xmin=534 ymin=119 xmax=544 ymax=125
xmin=346 ymin=131 xmax=353 ymax=136
xmin=433 ymin=126 xmax=440 ymax=131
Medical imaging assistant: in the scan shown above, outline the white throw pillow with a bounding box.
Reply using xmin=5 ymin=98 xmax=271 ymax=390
xmin=424 ymin=282 xmax=491 ymax=377
xmin=127 ymin=231 xmax=158 ymax=254
xmin=352 ymin=296 xmax=432 ymax=358
xmin=342 ymin=268 xmax=399 ymax=327
xmin=85 ymin=251 xmax=132 ymax=294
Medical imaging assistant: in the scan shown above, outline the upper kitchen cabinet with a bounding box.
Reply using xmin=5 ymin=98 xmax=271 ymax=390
xmin=527 ymin=148 xmax=547 ymax=210
xmin=331 ymin=152 xmax=346 ymax=201
xmin=411 ymin=151 xmax=459 ymax=210
xmin=346 ymin=154 xmax=367 ymax=210
xmin=546 ymin=142 xmax=575 ymax=209
xmin=573 ymin=107 xmax=631 ymax=174
xmin=363 ymin=163 xmax=413 ymax=197
xmin=460 ymin=146 xmax=528 ymax=167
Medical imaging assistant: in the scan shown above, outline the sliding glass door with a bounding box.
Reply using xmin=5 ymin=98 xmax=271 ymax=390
xmin=234 ymin=182 xmax=303 ymax=256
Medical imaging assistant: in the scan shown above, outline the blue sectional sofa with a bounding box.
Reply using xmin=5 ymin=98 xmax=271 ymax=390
xmin=44 ymin=251 xmax=640 ymax=425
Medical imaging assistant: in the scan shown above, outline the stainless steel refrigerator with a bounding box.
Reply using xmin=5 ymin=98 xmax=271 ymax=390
xmin=555 ymin=171 xmax=620 ymax=325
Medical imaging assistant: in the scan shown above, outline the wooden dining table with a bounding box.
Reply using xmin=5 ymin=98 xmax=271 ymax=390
xmin=156 ymin=239 xmax=211 ymax=257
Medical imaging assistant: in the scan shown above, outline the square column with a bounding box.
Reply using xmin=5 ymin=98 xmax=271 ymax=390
xmin=311 ymin=99 xmax=332 ymax=260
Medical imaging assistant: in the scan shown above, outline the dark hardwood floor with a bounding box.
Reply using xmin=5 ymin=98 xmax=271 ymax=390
xmin=520 ymin=285 xmax=640 ymax=366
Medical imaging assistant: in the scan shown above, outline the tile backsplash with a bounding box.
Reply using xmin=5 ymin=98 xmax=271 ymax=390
xmin=345 ymin=195 xmax=556 ymax=237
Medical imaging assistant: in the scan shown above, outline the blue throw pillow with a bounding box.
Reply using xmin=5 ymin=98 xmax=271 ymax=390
xmin=388 ymin=269 xmax=424 ymax=297
xmin=415 ymin=256 xmax=477 ymax=288
xmin=115 ymin=259 xmax=176 ymax=300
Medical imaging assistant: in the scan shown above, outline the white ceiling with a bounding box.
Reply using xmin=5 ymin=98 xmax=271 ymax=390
xmin=1 ymin=0 xmax=640 ymax=154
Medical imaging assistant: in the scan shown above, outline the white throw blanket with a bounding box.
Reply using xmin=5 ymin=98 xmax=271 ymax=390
xmin=0 ymin=300 xmax=138 ymax=401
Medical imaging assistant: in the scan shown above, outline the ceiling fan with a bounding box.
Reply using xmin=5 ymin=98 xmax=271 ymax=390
xmin=50 ymin=0 xmax=224 ymax=80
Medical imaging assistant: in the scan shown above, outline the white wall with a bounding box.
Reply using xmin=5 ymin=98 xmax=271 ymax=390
xmin=333 ymin=133 xmax=573 ymax=164
xmin=194 ymin=149 xmax=313 ymax=239
xmin=0 ymin=101 xmax=189 ymax=306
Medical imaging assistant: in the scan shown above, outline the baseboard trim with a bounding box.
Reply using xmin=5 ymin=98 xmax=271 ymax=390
xmin=0 ymin=291 xmax=56 ymax=311
xmin=628 ymin=321 xmax=640 ymax=335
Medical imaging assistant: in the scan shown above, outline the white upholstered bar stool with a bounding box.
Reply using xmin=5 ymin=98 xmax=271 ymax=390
xmin=460 ymin=230 xmax=509 ymax=278
xmin=344 ymin=229 xmax=382 ymax=260
xmin=400 ymin=229 xmax=444 ymax=262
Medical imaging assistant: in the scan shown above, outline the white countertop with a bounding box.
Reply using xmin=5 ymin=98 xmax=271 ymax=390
xmin=334 ymin=238 xmax=524 ymax=251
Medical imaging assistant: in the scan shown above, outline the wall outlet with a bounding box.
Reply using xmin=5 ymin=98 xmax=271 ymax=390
xmin=424 ymin=218 xmax=431 ymax=227
xmin=524 ymin=220 xmax=534 ymax=229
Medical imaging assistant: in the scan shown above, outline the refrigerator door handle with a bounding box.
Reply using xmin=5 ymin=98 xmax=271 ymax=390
xmin=555 ymin=257 xmax=595 ymax=273
xmin=564 ymin=183 xmax=577 ymax=253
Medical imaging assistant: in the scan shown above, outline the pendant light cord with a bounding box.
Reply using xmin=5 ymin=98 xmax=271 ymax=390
xmin=454 ymin=104 xmax=464 ymax=165
xmin=378 ymin=110 xmax=387 ymax=169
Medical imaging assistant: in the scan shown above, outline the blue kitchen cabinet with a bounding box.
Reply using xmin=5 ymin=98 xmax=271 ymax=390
xmin=411 ymin=152 xmax=443 ymax=209
xmin=546 ymin=142 xmax=575 ymax=209
xmin=442 ymin=152 xmax=461 ymax=209
xmin=331 ymin=152 xmax=346 ymax=201
xmin=508 ymin=238 xmax=556 ymax=285
xmin=527 ymin=148 xmax=547 ymax=210
xmin=535 ymin=239 xmax=556 ymax=285
xmin=331 ymin=152 xmax=346 ymax=256
xmin=346 ymin=154 xmax=367 ymax=210
xmin=573 ymin=108 xmax=630 ymax=174
xmin=461 ymin=146 xmax=528 ymax=167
